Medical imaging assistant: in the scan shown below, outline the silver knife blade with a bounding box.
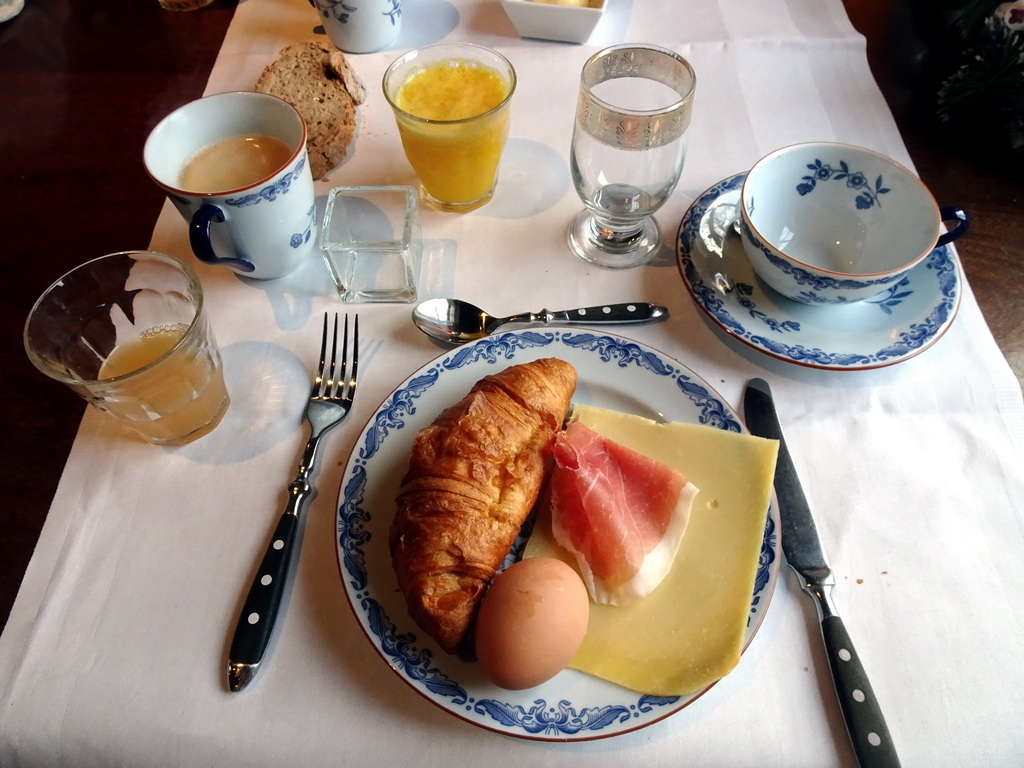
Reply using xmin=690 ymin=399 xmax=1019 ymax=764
xmin=744 ymin=379 xmax=831 ymax=581
xmin=743 ymin=377 xmax=901 ymax=768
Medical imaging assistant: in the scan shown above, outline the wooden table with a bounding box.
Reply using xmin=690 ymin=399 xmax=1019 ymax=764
xmin=844 ymin=0 xmax=1024 ymax=384
xmin=1 ymin=0 xmax=1020 ymax=635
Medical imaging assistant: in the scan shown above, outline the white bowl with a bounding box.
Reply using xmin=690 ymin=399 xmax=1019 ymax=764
xmin=500 ymin=0 xmax=605 ymax=44
xmin=739 ymin=141 xmax=969 ymax=305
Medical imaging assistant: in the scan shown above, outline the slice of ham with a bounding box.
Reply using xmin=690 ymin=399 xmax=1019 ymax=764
xmin=549 ymin=420 xmax=699 ymax=606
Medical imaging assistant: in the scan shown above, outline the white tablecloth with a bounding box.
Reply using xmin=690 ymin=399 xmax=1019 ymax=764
xmin=3 ymin=0 xmax=1023 ymax=765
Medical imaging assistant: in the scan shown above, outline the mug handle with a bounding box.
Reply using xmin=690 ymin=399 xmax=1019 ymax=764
xmin=936 ymin=206 xmax=970 ymax=247
xmin=189 ymin=204 xmax=257 ymax=274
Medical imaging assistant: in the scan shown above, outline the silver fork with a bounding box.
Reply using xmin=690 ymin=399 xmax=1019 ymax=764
xmin=227 ymin=312 xmax=358 ymax=692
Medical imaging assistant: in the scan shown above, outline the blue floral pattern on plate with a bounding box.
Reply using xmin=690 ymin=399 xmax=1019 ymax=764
xmin=676 ymin=173 xmax=963 ymax=371
xmin=336 ymin=330 xmax=780 ymax=740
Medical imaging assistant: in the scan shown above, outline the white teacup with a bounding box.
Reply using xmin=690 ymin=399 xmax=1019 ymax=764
xmin=144 ymin=91 xmax=317 ymax=280
xmin=739 ymin=141 xmax=969 ymax=305
xmin=311 ymin=0 xmax=401 ymax=54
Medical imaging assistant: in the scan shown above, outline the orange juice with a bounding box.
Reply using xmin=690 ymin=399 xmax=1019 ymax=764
xmin=98 ymin=324 xmax=229 ymax=444
xmin=389 ymin=54 xmax=514 ymax=211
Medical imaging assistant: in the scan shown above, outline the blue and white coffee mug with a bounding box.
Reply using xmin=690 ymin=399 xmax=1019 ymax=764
xmin=144 ymin=91 xmax=316 ymax=280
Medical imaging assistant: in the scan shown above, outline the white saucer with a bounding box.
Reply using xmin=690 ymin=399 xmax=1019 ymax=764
xmin=675 ymin=173 xmax=963 ymax=371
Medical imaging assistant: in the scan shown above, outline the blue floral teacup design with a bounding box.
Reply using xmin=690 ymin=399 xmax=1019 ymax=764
xmin=739 ymin=141 xmax=968 ymax=305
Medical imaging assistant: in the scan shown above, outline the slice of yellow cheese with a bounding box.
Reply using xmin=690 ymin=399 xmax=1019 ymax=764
xmin=524 ymin=404 xmax=778 ymax=696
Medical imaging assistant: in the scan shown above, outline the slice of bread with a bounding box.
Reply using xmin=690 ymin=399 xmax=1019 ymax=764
xmin=255 ymin=41 xmax=366 ymax=180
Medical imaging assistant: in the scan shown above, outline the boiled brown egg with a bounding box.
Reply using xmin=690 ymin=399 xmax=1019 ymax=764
xmin=474 ymin=557 xmax=589 ymax=690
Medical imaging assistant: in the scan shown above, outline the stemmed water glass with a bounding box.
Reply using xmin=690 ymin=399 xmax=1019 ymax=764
xmin=568 ymin=44 xmax=696 ymax=269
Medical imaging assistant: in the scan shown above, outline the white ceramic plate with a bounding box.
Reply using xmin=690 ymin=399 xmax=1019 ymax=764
xmin=334 ymin=330 xmax=780 ymax=740
xmin=676 ymin=173 xmax=963 ymax=370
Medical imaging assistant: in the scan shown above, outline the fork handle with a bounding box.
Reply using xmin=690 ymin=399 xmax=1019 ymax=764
xmin=227 ymin=430 xmax=323 ymax=692
xmin=227 ymin=509 xmax=301 ymax=691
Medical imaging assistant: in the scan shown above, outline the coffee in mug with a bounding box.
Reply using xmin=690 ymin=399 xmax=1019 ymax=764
xmin=179 ymin=134 xmax=294 ymax=193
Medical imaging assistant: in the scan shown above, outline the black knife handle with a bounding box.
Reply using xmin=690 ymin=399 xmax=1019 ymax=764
xmin=227 ymin=512 xmax=298 ymax=691
xmin=821 ymin=615 xmax=901 ymax=768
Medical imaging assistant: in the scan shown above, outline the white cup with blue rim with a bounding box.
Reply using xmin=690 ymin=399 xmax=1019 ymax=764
xmin=311 ymin=0 xmax=401 ymax=54
xmin=144 ymin=91 xmax=317 ymax=280
xmin=739 ymin=141 xmax=969 ymax=305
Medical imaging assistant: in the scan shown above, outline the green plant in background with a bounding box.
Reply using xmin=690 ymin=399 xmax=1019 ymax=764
xmin=935 ymin=1 xmax=1024 ymax=158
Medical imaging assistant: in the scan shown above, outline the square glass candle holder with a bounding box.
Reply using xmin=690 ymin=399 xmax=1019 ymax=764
xmin=319 ymin=185 xmax=421 ymax=303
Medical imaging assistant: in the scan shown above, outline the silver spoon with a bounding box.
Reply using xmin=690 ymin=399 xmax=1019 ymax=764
xmin=412 ymin=298 xmax=669 ymax=344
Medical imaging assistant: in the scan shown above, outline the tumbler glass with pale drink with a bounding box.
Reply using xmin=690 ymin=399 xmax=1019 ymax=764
xmin=383 ymin=42 xmax=516 ymax=212
xmin=24 ymin=251 xmax=229 ymax=445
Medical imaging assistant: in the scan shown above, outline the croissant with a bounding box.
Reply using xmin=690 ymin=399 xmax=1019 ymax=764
xmin=390 ymin=358 xmax=578 ymax=654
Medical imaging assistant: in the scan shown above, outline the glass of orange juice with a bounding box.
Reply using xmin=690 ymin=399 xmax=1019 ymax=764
xmin=24 ymin=250 xmax=229 ymax=445
xmin=383 ymin=42 xmax=516 ymax=212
